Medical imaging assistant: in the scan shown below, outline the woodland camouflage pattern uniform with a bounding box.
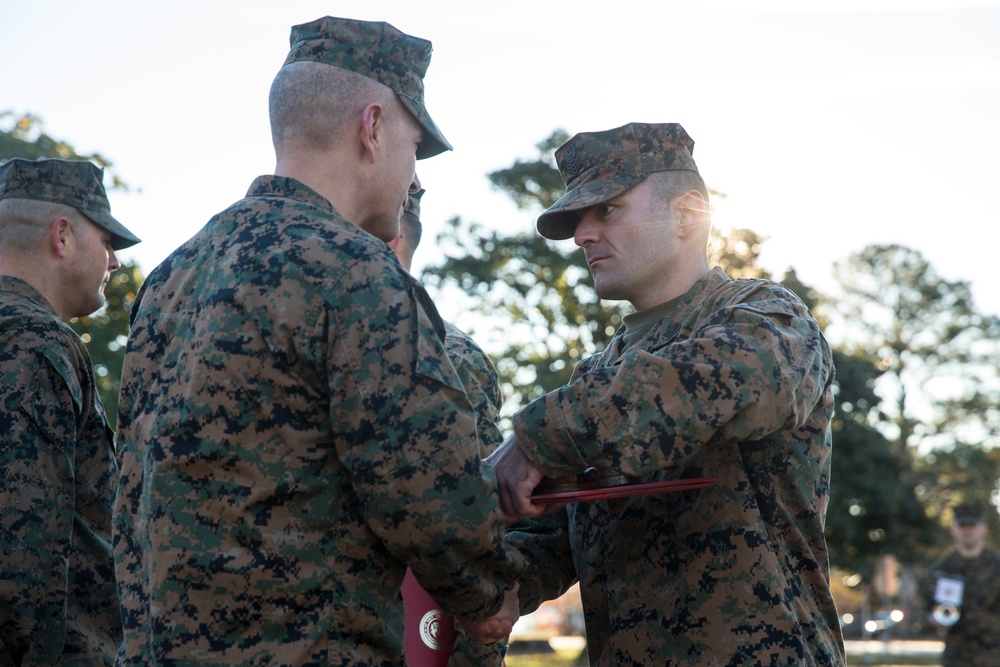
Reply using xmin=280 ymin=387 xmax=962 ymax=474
xmin=113 ymin=17 xmax=523 ymax=666
xmin=505 ymin=123 xmax=845 ymax=666
xmin=0 ymin=158 xmax=140 ymax=665
xmin=924 ymin=505 xmax=1000 ymax=667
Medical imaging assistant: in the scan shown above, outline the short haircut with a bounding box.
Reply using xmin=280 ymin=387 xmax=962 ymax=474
xmin=0 ymin=198 xmax=74 ymax=251
xmin=268 ymin=60 xmax=394 ymax=151
xmin=648 ymin=169 xmax=709 ymax=207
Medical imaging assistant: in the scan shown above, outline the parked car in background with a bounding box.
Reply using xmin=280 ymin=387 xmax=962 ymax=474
xmin=840 ymin=610 xmax=904 ymax=639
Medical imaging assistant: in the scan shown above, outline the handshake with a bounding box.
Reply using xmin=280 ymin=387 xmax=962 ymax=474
xmin=406 ymin=434 xmax=554 ymax=658
xmin=457 ymin=581 xmax=522 ymax=644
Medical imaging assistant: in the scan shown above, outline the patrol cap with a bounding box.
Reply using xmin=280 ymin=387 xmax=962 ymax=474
xmin=284 ymin=16 xmax=452 ymax=160
xmin=404 ymin=188 xmax=424 ymax=221
xmin=953 ymin=502 xmax=986 ymax=526
xmin=0 ymin=158 xmax=141 ymax=250
xmin=537 ymin=122 xmax=699 ymax=240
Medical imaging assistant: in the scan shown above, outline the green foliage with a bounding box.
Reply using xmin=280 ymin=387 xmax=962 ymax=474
xmin=487 ymin=130 xmax=571 ymax=211
xmin=710 ymin=226 xmax=771 ymax=281
xmin=833 ymin=244 xmax=1000 ymax=453
xmin=505 ymin=649 xmax=588 ymax=667
xmin=68 ymin=263 xmax=143 ymax=428
xmin=826 ymin=350 xmax=940 ymax=573
xmin=424 ymin=216 xmax=623 ymax=414
xmin=0 ymin=111 xmax=128 ymax=190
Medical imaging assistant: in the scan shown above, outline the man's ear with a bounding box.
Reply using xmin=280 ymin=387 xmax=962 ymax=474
xmin=49 ymin=216 xmax=73 ymax=259
xmin=675 ymin=191 xmax=710 ymax=234
xmin=359 ymin=102 xmax=385 ymax=164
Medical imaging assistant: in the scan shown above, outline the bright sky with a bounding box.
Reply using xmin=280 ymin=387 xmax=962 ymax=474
xmin=3 ymin=0 xmax=999 ymax=327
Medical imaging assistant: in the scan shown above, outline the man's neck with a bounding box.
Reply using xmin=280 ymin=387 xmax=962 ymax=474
xmin=631 ymin=263 xmax=710 ymax=312
xmin=957 ymin=543 xmax=986 ymax=558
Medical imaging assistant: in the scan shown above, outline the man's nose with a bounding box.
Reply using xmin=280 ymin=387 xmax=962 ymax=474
xmin=574 ymin=214 xmax=598 ymax=247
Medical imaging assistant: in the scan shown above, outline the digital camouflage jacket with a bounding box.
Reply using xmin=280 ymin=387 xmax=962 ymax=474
xmin=443 ymin=321 xmax=507 ymax=667
xmin=113 ymin=176 xmax=524 ymax=666
xmin=0 ymin=276 xmax=121 ymax=665
xmin=507 ymin=267 xmax=845 ymax=666
xmin=442 ymin=321 xmax=503 ymax=456
xmin=394 ymin=318 xmax=509 ymax=667
xmin=925 ymin=547 xmax=1000 ymax=666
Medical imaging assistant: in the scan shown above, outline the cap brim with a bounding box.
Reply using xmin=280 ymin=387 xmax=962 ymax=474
xmin=87 ymin=210 xmax=141 ymax=250
xmin=398 ymin=93 xmax=452 ymax=160
xmin=536 ymin=173 xmax=644 ymax=240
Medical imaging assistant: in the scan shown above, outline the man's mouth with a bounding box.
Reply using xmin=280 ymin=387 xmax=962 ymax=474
xmin=587 ymin=254 xmax=609 ymax=269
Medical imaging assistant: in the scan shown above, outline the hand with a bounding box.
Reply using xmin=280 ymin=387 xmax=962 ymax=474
xmin=486 ymin=435 xmax=552 ymax=521
xmin=458 ymin=583 xmax=520 ymax=644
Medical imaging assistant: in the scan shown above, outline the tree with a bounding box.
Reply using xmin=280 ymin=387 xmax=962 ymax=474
xmin=825 ymin=350 xmax=940 ymax=574
xmin=782 ymin=269 xmax=939 ymax=573
xmin=0 ymin=111 xmax=128 ymax=190
xmin=1 ymin=110 xmax=143 ymax=426
xmin=832 ymin=244 xmax=1000 ymax=454
xmin=426 ymin=215 xmax=620 ymax=414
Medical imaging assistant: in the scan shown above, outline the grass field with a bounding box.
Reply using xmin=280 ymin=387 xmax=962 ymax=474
xmin=505 ymin=649 xmax=586 ymax=667
xmin=504 ymin=647 xmax=942 ymax=667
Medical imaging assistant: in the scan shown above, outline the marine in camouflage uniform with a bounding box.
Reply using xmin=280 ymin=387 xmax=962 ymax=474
xmin=390 ymin=188 xmax=504 ymax=455
xmin=389 ymin=188 xmax=508 ymax=667
xmin=0 ymin=158 xmax=140 ymax=665
xmin=923 ymin=503 xmax=1000 ymax=667
xmin=113 ymin=17 xmax=523 ymax=666
xmin=487 ymin=123 xmax=845 ymax=666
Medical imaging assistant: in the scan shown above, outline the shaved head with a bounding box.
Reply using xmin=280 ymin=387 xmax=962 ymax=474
xmin=268 ymin=60 xmax=395 ymax=153
xmin=0 ymin=199 xmax=73 ymax=253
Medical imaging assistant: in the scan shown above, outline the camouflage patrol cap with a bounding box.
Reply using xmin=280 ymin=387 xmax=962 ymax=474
xmin=537 ymin=122 xmax=699 ymax=240
xmin=404 ymin=188 xmax=424 ymax=221
xmin=284 ymin=16 xmax=452 ymax=160
xmin=953 ymin=502 xmax=986 ymax=526
xmin=0 ymin=158 xmax=140 ymax=250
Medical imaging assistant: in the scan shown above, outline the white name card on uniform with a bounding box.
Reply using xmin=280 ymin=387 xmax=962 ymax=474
xmin=934 ymin=576 xmax=965 ymax=606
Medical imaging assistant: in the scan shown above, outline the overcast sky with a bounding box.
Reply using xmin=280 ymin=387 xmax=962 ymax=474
xmin=3 ymin=0 xmax=999 ymax=327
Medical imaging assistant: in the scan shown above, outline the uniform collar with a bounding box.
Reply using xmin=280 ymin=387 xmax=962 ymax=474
xmin=245 ymin=175 xmax=337 ymax=212
xmin=0 ymin=275 xmax=58 ymax=316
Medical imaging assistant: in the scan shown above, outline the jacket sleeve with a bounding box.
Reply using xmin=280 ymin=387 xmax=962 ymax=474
xmin=512 ymin=294 xmax=832 ymax=478
xmin=327 ymin=266 xmax=525 ymax=622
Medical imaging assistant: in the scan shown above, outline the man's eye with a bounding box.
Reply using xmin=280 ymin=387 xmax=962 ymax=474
xmin=598 ymin=204 xmax=615 ymax=218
